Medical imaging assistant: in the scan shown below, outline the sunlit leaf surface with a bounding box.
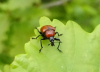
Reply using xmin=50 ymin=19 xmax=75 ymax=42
xmin=10 ymin=16 xmax=100 ymax=72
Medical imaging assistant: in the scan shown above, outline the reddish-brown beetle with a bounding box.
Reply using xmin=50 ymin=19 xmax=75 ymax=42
xmin=32 ymin=25 xmax=62 ymax=52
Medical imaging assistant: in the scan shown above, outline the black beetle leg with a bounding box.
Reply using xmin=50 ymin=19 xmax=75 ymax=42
xmin=54 ymin=38 xmax=62 ymax=52
xmin=39 ymin=37 xmax=46 ymax=53
xmin=32 ymin=27 xmax=43 ymax=39
xmin=32 ymin=35 xmax=41 ymax=39
xmin=55 ymin=32 xmax=63 ymax=36
xmin=35 ymin=27 xmax=42 ymax=34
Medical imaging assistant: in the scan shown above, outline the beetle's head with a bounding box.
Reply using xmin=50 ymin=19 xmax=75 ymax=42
xmin=49 ymin=37 xmax=54 ymax=46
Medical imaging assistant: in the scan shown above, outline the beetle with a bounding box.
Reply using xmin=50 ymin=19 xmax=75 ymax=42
xmin=32 ymin=25 xmax=62 ymax=53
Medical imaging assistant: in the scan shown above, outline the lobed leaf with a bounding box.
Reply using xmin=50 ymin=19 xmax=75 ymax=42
xmin=10 ymin=16 xmax=100 ymax=72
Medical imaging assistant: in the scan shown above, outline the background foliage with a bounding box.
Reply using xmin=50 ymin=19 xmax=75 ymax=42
xmin=0 ymin=0 xmax=100 ymax=72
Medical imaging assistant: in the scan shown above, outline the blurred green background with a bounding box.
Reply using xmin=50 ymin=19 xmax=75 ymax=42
xmin=0 ymin=0 xmax=100 ymax=72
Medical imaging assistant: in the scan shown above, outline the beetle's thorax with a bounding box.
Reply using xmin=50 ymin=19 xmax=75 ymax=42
xmin=40 ymin=25 xmax=55 ymax=33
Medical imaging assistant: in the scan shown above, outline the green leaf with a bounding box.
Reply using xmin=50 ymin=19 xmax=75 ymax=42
xmin=10 ymin=16 xmax=100 ymax=72
xmin=0 ymin=0 xmax=41 ymax=10
xmin=0 ymin=13 xmax=10 ymax=54
xmin=4 ymin=64 xmax=10 ymax=72
xmin=0 ymin=69 xmax=2 ymax=72
xmin=0 ymin=13 xmax=10 ymax=71
xmin=8 ymin=0 xmax=35 ymax=10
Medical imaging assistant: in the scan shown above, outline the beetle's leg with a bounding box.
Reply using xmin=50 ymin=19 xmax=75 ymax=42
xmin=35 ymin=27 xmax=42 ymax=34
xmin=39 ymin=37 xmax=46 ymax=53
xmin=54 ymin=38 xmax=62 ymax=52
xmin=55 ymin=32 xmax=63 ymax=36
xmin=32 ymin=35 xmax=41 ymax=39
